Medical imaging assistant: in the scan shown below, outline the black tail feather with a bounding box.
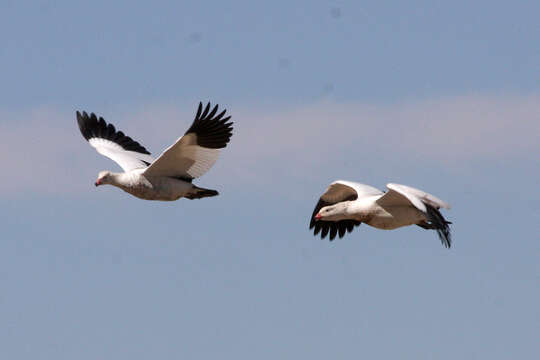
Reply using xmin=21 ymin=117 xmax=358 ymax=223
xmin=425 ymin=204 xmax=452 ymax=248
xmin=185 ymin=186 xmax=219 ymax=200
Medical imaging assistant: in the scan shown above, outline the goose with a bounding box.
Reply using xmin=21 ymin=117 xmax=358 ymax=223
xmin=309 ymin=181 xmax=452 ymax=248
xmin=76 ymin=102 xmax=233 ymax=201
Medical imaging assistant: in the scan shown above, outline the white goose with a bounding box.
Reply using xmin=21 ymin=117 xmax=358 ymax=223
xmin=309 ymin=181 xmax=452 ymax=248
xmin=77 ymin=102 xmax=233 ymax=201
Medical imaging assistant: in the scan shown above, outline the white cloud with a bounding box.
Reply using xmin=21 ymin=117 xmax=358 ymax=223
xmin=1 ymin=94 xmax=538 ymax=195
xmin=234 ymin=94 xmax=539 ymax=162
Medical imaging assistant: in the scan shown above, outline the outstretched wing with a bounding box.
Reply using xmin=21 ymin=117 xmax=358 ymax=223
xmin=143 ymin=102 xmax=233 ymax=180
xmin=76 ymin=111 xmax=154 ymax=172
xmin=309 ymin=181 xmax=370 ymax=241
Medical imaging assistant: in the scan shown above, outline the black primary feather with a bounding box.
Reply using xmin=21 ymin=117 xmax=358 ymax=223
xmin=309 ymin=197 xmax=361 ymax=241
xmin=76 ymin=111 xmax=151 ymax=155
xmin=184 ymin=102 xmax=234 ymax=149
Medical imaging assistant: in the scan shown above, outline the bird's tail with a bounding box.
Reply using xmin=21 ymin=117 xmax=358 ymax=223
xmin=425 ymin=204 xmax=452 ymax=248
xmin=185 ymin=185 xmax=219 ymax=200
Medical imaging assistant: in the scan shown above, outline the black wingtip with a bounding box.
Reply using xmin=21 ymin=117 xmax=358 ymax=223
xmin=200 ymin=102 xmax=211 ymax=119
xmin=185 ymin=102 xmax=234 ymax=149
xmin=75 ymin=111 xmax=151 ymax=155
xmin=195 ymin=102 xmax=203 ymax=120
xmin=310 ymin=218 xmax=361 ymax=242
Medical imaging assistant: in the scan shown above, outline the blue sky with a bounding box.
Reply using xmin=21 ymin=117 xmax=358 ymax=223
xmin=1 ymin=1 xmax=539 ymax=359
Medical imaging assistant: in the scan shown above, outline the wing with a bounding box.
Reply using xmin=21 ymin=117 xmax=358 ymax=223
xmin=386 ymin=183 xmax=450 ymax=209
xmin=76 ymin=111 xmax=154 ymax=172
xmin=309 ymin=181 xmax=367 ymax=241
xmin=143 ymin=102 xmax=233 ymax=180
xmin=376 ymin=183 xmax=427 ymax=213
xmin=334 ymin=180 xmax=384 ymax=198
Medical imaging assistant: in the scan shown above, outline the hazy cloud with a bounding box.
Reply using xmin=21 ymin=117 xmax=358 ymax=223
xmin=1 ymin=94 xmax=538 ymax=195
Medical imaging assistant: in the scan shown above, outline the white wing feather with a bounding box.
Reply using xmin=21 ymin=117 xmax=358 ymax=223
xmin=387 ymin=183 xmax=450 ymax=209
xmin=333 ymin=180 xmax=384 ymax=198
xmin=377 ymin=183 xmax=427 ymax=213
xmin=143 ymin=133 xmax=220 ymax=179
xmin=89 ymin=138 xmax=154 ymax=172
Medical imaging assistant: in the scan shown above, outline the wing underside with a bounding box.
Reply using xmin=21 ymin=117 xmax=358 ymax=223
xmin=77 ymin=111 xmax=154 ymax=172
xmin=144 ymin=102 xmax=233 ymax=179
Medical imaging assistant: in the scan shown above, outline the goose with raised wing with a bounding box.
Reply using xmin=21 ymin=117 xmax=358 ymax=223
xmin=76 ymin=102 xmax=233 ymax=201
xmin=309 ymin=181 xmax=452 ymax=248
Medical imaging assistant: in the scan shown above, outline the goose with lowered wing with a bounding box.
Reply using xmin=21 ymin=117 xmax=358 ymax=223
xmin=309 ymin=181 xmax=452 ymax=248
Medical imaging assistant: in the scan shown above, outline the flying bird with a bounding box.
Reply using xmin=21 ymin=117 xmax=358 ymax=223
xmin=309 ymin=181 xmax=452 ymax=248
xmin=76 ymin=102 xmax=233 ymax=201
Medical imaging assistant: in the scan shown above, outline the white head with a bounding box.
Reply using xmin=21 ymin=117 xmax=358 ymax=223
xmin=95 ymin=171 xmax=113 ymax=187
xmin=314 ymin=203 xmax=348 ymax=222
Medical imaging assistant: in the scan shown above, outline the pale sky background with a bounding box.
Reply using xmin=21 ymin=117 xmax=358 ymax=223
xmin=1 ymin=1 xmax=539 ymax=359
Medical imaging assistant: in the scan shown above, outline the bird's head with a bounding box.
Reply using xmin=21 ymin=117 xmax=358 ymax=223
xmin=315 ymin=204 xmax=346 ymax=222
xmin=95 ymin=171 xmax=112 ymax=187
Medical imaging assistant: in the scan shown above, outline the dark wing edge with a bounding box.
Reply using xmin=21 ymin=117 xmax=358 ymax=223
xmin=424 ymin=204 xmax=452 ymax=249
xmin=184 ymin=102 xmax=234 ymax=149
xmin=309 ymin=197 xmax=361 ymax=241
xmin=76 ymin=111 xmax=151 ymax=155
xmin=309 ymin=183 xmax=361 ymax=242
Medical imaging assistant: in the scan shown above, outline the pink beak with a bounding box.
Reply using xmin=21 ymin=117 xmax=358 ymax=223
xmin=315 ymin=213 xmax=322 ymax=220
xmin=95 ymin=179 xmax=101 ymax=187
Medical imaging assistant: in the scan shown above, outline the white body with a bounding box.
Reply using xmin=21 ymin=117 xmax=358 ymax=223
xmin=346 ymin=195 xmax=427 ymax=230
xmin=105 ymin=170 xmax=193 ymax=201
